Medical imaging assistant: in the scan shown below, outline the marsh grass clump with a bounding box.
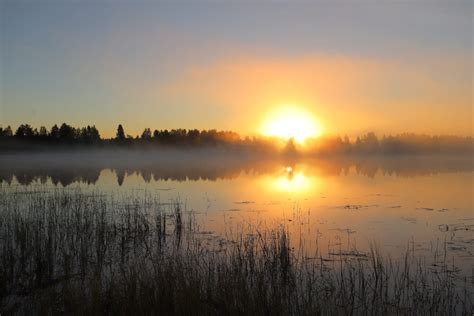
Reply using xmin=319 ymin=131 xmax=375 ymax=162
xmin=0 ymin=187 xmax=472 ymax=315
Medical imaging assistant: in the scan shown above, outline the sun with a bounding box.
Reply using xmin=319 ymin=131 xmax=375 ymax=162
xmin=261 ymin=107 xmax=322 ymax=143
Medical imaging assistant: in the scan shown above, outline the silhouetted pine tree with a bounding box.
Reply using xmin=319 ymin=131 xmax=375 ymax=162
xmin=116 ymin=124 xmax=126 ymax=141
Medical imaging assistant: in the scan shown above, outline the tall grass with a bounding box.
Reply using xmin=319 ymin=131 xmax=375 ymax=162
xmin=0 ymin=187 xmax=472 ymax=315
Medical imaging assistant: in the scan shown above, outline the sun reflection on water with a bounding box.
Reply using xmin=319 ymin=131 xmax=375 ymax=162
xmin=270 ymin=166 xmax=317 ymax=193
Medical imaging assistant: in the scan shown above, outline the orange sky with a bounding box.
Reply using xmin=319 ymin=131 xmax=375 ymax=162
xmin=148 ymin=54 xmax=472 ymax=138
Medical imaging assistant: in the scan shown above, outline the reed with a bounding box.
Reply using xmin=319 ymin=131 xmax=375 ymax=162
xmin=0 ymin=187 xmax=471 ymax=315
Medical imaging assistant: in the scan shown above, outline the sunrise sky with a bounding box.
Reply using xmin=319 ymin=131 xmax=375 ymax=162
xmin=1 ymin=1 xmax=472 ymax=138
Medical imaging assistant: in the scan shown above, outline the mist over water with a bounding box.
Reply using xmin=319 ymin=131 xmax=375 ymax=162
xmin=0 ymin=149 xmax=472 ymax=184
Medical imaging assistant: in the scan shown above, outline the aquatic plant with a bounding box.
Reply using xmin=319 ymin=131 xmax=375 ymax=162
xmin=0 ymin=187 xmax=471 ymax=315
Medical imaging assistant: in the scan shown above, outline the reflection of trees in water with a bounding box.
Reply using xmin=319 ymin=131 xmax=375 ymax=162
xmin=0 ymin=156 xmax=472 ymax=187
xmin=1 ymin=168 xmax=101 ymax=187
xmin=116 ymin=170 xmax=125 ymax=186
xmin=351 ymin=156 xmax=473 ymax=179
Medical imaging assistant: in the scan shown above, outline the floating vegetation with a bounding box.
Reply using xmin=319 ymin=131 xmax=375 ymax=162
xmin=233 ymin=200 xmax=255 ymax=204
xmin=416 ymin=207 xmax=435 ymax=211
xmin=439 ymin=224 xmax=474 ymax=232
xmin=339 ymin=204 xmax=378 ymax=210
xmin=220 ymin=208 xmax=241 ymax=212
xmin=328 ymin=250 xmax=369 ymax=258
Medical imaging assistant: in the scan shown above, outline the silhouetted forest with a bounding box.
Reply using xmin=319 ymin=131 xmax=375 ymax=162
xmin=0 ymin=123 xmax=472 ymax=155
xmin=0 ymin=123 xmax=275 ymax=153
xmin=305 ymin=132 xmax=474 ymax=155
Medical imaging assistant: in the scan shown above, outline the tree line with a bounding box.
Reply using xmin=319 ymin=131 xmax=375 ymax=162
xmin=305 ymin=132 xmax=473 ymax=155
xmin=0 ymin=123 xmax=472 ymax=155
xmin=0 ymin=123 xmax=275 ymax=152
xmin=0 ymin=123 xmax=100 ymax=143
xmin=0 ymin=123 xmax=243 ymax=146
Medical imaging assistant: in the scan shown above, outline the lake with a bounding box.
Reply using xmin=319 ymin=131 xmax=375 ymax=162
xmin=1 ymin=150 xmax=473 ymax=278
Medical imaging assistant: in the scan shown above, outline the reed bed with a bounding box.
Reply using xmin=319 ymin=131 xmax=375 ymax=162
xmin=0 ymin=187 xmax=472 ymax=315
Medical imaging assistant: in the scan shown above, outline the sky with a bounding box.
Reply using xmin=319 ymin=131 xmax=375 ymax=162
xmin=1 ymin=0 xmax=472 ymax=138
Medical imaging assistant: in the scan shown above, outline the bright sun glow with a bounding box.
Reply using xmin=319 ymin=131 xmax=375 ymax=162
xmin=261 ymin=107 xmax=322 ymax=143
